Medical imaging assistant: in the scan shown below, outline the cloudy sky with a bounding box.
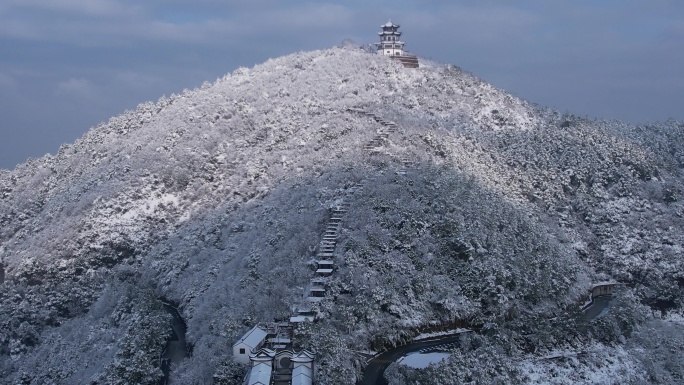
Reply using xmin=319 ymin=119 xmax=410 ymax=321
xmin=1 ymin=0 xmax=683 ymax=169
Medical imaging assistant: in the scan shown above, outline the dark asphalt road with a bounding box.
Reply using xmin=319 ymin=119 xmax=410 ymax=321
xmin=358 ymin=333 xmax=468 ymax=385
xmin=358 ymin=295 xmax=613 ymax=385
xmin=359 ymin=297 xmax=614 ymax=385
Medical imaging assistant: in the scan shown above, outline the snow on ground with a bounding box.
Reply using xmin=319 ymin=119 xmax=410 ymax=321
xmin=120 ymin=193 xmax=179 ymax=221
xmin=413 ymin=328 xmax=472 ymax=341
xmin=519 ymin=343 xmax=647 ymax=384
xmin=665 ymin=312 xmax=684 ymax=325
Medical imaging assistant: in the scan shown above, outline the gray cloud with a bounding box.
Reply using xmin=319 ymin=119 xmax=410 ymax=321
xmin=28 ymin=0 xmax=138 ymax=17
xmin=0 ymin=72 xmax=15 ymax=88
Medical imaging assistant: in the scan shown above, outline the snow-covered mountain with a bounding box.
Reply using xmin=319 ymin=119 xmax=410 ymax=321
xmin=1 ymin=47 xmax=682 ymax=384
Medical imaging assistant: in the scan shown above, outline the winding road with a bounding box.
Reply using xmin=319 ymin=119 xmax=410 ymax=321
xmin=358 ymin=333 xmax=468 ymax=385
xmin=358 ymin=296 xmax=614 ymax=384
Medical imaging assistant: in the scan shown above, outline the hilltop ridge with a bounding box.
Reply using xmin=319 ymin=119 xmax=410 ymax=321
xmin=1 ymin=48 xmax=683 ymax=384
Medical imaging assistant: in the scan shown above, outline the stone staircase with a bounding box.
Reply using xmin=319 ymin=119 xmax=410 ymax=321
xmin=289 ymin=201 xmax=349 ymax=310
xmin=239 ymin=107 xmax=417 ymax=385
xmin=360 ymin=112 xmax=398 ymax=154
xmin=390 ymin=54 xmax=420 ymax=68
xmin=349 ymin=107 xmax=417 ymax=175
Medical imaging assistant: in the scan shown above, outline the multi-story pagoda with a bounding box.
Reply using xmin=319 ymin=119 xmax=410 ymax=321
xmin=375 ymin=20 xmax=405 ymax=56
xmin=375 ymin=20 xmax=419 ymax=68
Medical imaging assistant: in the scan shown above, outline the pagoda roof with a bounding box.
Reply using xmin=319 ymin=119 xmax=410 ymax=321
xmin=374 ymin=41 xmax=405 ymax=47
xmin=382 ymin=20 xmax=399 ymax=28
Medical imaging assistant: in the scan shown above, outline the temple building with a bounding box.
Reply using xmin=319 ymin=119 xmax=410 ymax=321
xmin=234 ymin=322 xmax=316 ymax=384
xmin=375 ymin=20 xmax=405 ymax=56
xmin=244 ymin=348 xmax=315 ymax=385
xmin=375 ymin=20 xmax=419 ymax=68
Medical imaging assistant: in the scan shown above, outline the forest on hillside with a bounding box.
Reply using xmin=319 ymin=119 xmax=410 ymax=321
xmin=0 ymin=48 xmax=682 ymax=384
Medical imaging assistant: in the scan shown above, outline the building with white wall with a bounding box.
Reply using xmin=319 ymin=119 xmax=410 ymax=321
xmin=375 ymin=20 xmax=405 ymax=56
xmin=374 ymin=20 xmax=419 ymax=68
xmin=232 ymin=325 xmax=268 ymax=364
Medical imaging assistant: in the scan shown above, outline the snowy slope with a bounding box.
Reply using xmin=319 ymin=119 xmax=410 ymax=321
xmin=0 ymin=47 xmax=682 ymax=384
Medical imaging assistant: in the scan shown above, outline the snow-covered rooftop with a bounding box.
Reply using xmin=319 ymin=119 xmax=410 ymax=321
xmin=590 ymin=281 xmax=619 ymax=288
xmin=291 ymin=365 xmax=313 ymax=385
xmin=268 ymin=337 xmax=291 ymax=344
xmin=247 ymin=363 xmax=272 ymax=385
xmin=233 ymin=325 xmax=268 ymax=349
xmin=290 ymin=315 xmax=315 ymax=323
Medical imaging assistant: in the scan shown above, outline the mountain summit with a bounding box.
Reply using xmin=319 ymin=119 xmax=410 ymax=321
xmin=1 ymin=48 xmax=683 ymax=384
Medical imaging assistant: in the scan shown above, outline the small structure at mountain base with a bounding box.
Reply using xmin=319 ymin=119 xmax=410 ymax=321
xmin=245 ymin=348 xmax=315 ymax=385
xmin=233 ymin=325 xmax=269 ymax=364
xmin=290 ymin=306 xmax=316 ymax=324
xmin=234 ymin=321 xmax=316 ymax=384
xmin=291 ymin=351 xmax=315 ymax=385
xmin=581 ymin=282 xmax=620 ymax=321
xmin=589 ymin=282 xmax=618 ymax=299
xmin=247 ymin=361 xmax=273 ymax=385
xmin=375 ymin=20 xmax=419 ymax=68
